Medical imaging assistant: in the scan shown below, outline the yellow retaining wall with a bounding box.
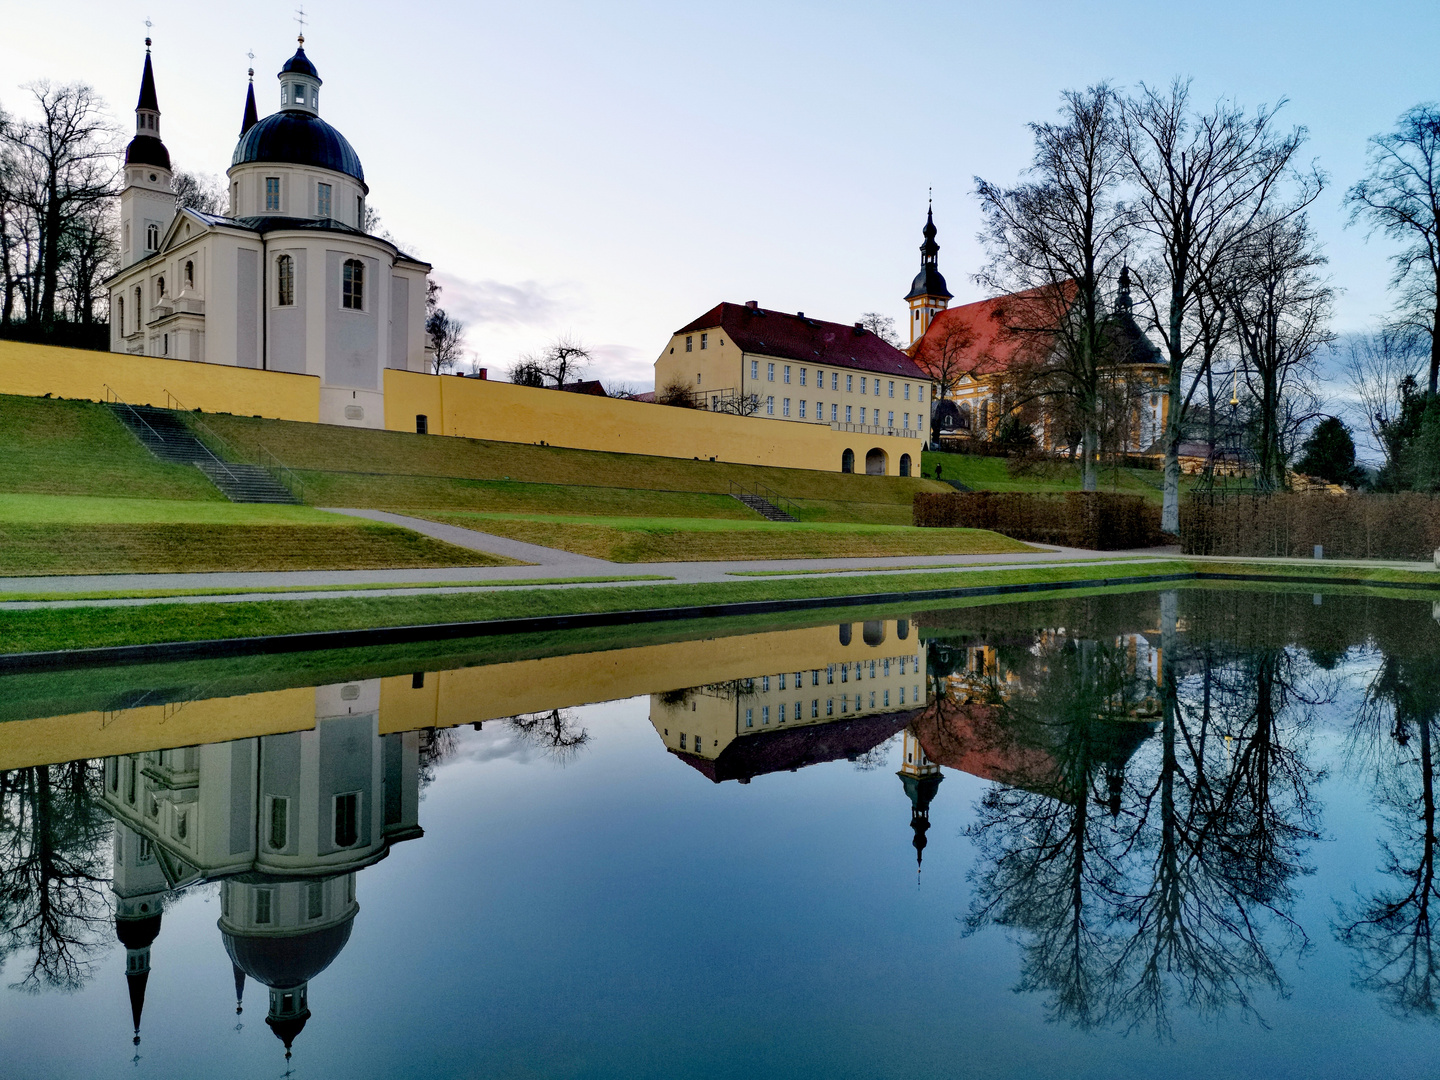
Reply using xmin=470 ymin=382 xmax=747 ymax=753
xmin=0 ymin=340 xmax=320 ymax=422
xmin=384 ymin=368 xmax=922 ymax=475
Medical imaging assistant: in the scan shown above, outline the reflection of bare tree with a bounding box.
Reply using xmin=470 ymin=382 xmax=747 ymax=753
xmin=0 ymin=761 xmax=113 ymax=992
xmin=852 ymin=735 xmax=899 ymax=772
xmin=418 ymin=727 xmax=460 ymax=789
xmin=1336 ymin=654 xmax=1440 ymax=1021
xmin=961 ymin=611 xmax=1325 ymax=1037
xmin=507 ymin=710 xmax=591 ymax=765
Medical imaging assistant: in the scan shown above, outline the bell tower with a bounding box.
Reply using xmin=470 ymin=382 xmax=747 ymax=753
xmin=904 ymin=199 xmax=952 ymax=345
xmin=119 ymin=38 xmax=173 ymax=268
xmin=897 ymin=727 xmax=943 ymax=875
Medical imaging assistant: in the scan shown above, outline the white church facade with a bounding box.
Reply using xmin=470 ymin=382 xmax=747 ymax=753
xmin=106 ymin=37 xmax=432 ymax=428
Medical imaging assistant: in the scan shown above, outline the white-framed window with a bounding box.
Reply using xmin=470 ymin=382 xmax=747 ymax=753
xmin=799 ymin=400 xmax=807 ymax=418
xmin=762 ymin=706 xmax=770 ymax=725
xmin=904 ymin=383 xmax=911 ymax=400
xmin=783 ymin=398 xmax=790 ymax=416
xmin=317 ymin=182 xmax=332 ymax=217
xmin=811 ymin=700 xmax=819 ymax=717
xmin=750 ymin=359 xmax=758 ymax=379
xmin=845 ymin=405 xmax=852 ymax=423
xmin=888 ymin=411 xmax=894 ymax=427
xmin=767 ymin=363 xmax=774 ymax=381
xmin=294 ymin=83 xmax=306 ymax=105
xmin=276 ymin=254 xmax=294 ymax=306
xmin=333 ymin=791 xmax=359 ymax=847
xmin=859 ymin=408 xmax=866 ymax=425
xmin=700 ymin=332 xmax=708 ymax=349
xmin=679 ymin=733 xmax=687 ymax=750
xmin=860 ymin=377 xmax=867 ymax=395
xmin=831 ymin=372 xmax=838 ymax=391
xmin=889 ymin=381 xmax=895 ymax=397
xmin=268 ymin=796 xmax=289 ymax=849
xmin=846 ymin=374 xmax=853 ymax=392
xmin=918 ymin=411 xmax=924 ymax=429
xmin=766 ymin=396 xmax=774 ymax=415
xmin=265 ymin=177 xmax=280 ymax=212
xmin=799 ymin=368 xmax=807 ymax=386
xmin=145 ymin=223 xmax=159 ymax=250
xmin=254 ymin=888 xmax=273 ymax=925
xmin=831 ymin=403 xmax=838 ymax=422
xmin=745 ymin=708 xmax=753 ymax=728
xmin=784 ymin=365 xmax=791 ymax=384
xmin=685 ymin=335 xmax=693 ymax=352
xmin=904 ymin=412 xmax=910 ymax=429
xmin=763 ymin=675 xmax=770 ymax=691
xmin=827 ymin=698 xmax=834 ymax=716
xmin=342 ymin=258 xmax=364 ymax=310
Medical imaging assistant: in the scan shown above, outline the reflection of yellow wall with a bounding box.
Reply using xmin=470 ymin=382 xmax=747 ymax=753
xmin=382 ymin=368 xmax=920 ymax=475
xmin=0 ymin=340 xmax=320 ymax=421
xmin=0 ymin=688 xmax=316 ymax=770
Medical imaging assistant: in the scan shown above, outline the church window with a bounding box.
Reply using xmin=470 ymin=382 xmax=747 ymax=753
xmin=980 ymin=400 xmax=989 ymax=429
xmin=134 ymin=286 xmax=142 ymax=321
xmin=145 ymin=223 xmax=159 ymax=250
xmin=685 ymin=335 xmax=692 ymax=352
xmin=342 ymin=259 xmax=365 ymax=310
xmin=334 ymin=792 xmax=359 ymax=847
xmin=307 ymin=883 xmax=324 ymax=920
xmin=357 ymin=195 xmax=365 ymax=225
xmin=174 ymin=809 xmax=188 ymax=840
xmin=156 ymin=276 xmax=165 ymax=298
xmin=317 ymin=182 xmax=332 ymax=218
xmin=184 ymin=260 xmax=193 ymax=288
xmin=276 ymin=255 xmax=294 ymax=306
xmin=265 ymin=177 xmax=280 ymax=211
xmin=268 ymin=797 xmax=289 ymax=850
xmin=116 ymin=297 xmax=123 ymax=336
xmin=254 ymin=889 xmax=273 ymax=925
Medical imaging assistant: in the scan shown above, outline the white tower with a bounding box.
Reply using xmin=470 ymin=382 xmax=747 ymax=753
xmin=119 ymin=38 xmax=173 ymax=269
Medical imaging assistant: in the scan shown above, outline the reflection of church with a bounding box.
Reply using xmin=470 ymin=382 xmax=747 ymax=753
xmin=103 ymin=679 xmax=424 ymax=1060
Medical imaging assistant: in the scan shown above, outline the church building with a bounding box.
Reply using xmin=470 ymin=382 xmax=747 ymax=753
xmin=106 ymin=37 xmax=433 ymax=428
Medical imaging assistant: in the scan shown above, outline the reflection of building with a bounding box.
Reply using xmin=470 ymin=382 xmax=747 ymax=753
xmin=897 ymin=728 xmax=942 ymax=872
xmin=101 ymin=679 xmax=423 ymax=1059
xmin=651 ymin=619 xmax=929 ymax=783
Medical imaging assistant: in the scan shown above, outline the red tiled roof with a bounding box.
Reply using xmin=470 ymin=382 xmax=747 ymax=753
xmin=910 ymin=284 xmax=1071 ymax=381
xmin=677 ymin=303 xmax=930 ymax=380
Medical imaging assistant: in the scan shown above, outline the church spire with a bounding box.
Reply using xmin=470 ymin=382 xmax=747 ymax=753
xmin=904 ymin=196 xmax=953 ymax=345
xmin=125 ymin=37 xmax=170 ymax=171
xmin=1115 ymin=264 xmax=1133 ymax=315
xmin=234 ymin=963 xmax=247 ymax=1015
xmin=240 ymin=68 xmax=258 ymax=135
xmin=897 ymin=727 xmax=943 ymax=878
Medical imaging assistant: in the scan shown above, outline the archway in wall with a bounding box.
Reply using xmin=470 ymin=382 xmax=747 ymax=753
xmin=862 ymin=620 xmax=886 ymax=647
xmin=899 ymin=453 xmax=911 ymax=477
xmin=865 ymin=448 xmax=887 ymax=475
xmin=841 ymin=448 xmax=855 ymax=474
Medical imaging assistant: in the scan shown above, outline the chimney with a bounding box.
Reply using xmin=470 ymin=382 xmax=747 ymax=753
xmin=796 ymin=311 xmax=804 ymax=318
xmin=478 ymin=368 xmax=487 ymax=380
xmin=744 ymin=300 xmax=758 ymax=310
xmin=853 ymin=322 xmax=863 ymax=334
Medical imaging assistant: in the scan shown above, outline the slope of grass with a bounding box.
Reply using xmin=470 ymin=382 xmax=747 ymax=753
xmin=427 ymin=511 xmax=1035 ymax=562
xmin=920 ymin=449 xmax=1182 ymax=501
xmin=0 ymin=394 xmax=224 ymax=501
xmin=0 ymin=493 xmax=352 ymax=525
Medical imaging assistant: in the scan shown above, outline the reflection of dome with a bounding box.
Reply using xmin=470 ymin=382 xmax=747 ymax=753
xmin=116 ymin=912 xmax=162 ymax=950
xmin=231 ymin=111 xmax=365 ymax=188
xmin=266 ymin=1010 xmax=310 ymax=1053
xmin=221 ymin=914 xmax=354 ymax=989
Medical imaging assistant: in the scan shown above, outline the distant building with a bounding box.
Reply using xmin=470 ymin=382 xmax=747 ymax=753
xmin=653 ymin=302 xmax=935 ymax=452
xmin=106 ymin=36 xmax=433 ymax=429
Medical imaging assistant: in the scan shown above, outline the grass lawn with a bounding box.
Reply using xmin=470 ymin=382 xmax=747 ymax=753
xmin=0 ymin=494 xmax=515 ymax=576
xmin=424 ymin=511 xmax=1037 ymax=562
xmin=0 ymin=560 xmax=1197 ymax=654
xmin=0 ymin=575 xmax=670 ymax=603
xmin=0 ymin=395 xmax=224 ymax=501
xmin=920 ymin=449 xmax=1183 ymax=501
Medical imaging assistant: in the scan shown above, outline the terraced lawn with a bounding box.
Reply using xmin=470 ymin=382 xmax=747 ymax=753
xmin=426 ymin=511 xmax=1036 ymax=562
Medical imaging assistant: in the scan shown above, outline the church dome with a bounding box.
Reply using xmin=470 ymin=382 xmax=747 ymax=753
xmin=116 ymin=912 xmax=163 ymax=950
xmin=231 ymin=111 xmax=366 ymax=190
xmin=279 ymin=45 xmax=320 ymax=80
xmin=222 ymin=915 xmax=355 ymax=990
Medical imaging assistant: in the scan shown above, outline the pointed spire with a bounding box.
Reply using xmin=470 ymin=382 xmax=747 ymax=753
xmin=234 ymin=963 xmax=246 ymax=1015
xmin=1115 ymin=264 xmax=1133 ymax=315
xmin=137 ymin=39 xmax=159 ymax=112
xmin=241 ymin=69 xmax=258 ymax=135
xmin=127 ymin=966 xmax=149 ymax=1045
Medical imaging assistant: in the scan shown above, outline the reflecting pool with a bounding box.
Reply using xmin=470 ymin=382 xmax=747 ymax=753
xmin=3 ymin=588 xmax=1440 ymax=1078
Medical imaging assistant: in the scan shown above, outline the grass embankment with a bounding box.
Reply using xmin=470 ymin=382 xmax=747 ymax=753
xmin=424 ymin=511 xmax=1036 ymax=562
xmin=0 ymin=560 xmax=1197 ymax=655
xmin=920 ymin=449 xmax=1189 ymax=503
xmin=0 ymin=494 xmax=513 ymax=575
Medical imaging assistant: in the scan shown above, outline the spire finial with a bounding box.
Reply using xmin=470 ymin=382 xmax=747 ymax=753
xmin=295 ymin=3 xmax=308 ymax=43
xmin=145 ymin=17 xmax=152 ymax=50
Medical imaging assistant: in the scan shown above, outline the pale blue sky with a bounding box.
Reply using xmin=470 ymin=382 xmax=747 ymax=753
xmin=5 ymin=1 xmax=1437 ymax=386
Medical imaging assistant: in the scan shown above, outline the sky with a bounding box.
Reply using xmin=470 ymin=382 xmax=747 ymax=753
xmin=3 ymin=0 xmax=1438 ymax=393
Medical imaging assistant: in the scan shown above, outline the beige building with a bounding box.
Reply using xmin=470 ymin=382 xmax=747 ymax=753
xmin=654 ymin=302 xmax=935 ymax=473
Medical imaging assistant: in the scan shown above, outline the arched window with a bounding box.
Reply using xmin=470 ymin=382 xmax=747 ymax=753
xmin=958 ymin=402 xmax=972 ymax=430
xmin=145 ymin=223 xmax=158 ymax=250
xmin=841 ymin=448 xmax=855 ymax=474
xmin=276 ymin=254 xmax=294 ymax=306
xmin=134 ymin=286 xmax=142 ymax=320
xmin=116 ymin=296 xmax=124 ymax=336
xmin=899 ymin=453 xmax=911 ymax=477
xmin=342 ymin=258 xmax=364 ymax=310
xmin=156 ymin=275 xmax=165 ymax=298
xmin=184 ymin=260 xmax=193 ymax=288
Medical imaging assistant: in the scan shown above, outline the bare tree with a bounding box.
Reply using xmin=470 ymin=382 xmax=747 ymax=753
xmin=508 ymin=357 xmax=545 ymax=386
xmin=916 ymin=314 xmax=979 ymax=402
xmin=531 ymin=334 xmax=592 ymax=388
xmin=859 ymin=311 xmax=900 ymax=346
xmin=1343 ymin=332 xmax=1426 ymax=467
xmin=0 ymin=82 xmax=119 ymax=329
xmin=976 ymin=84 xmax=1135 ymax=490
xmin=170 ymin=168 xmax=224 ymax=214
xmin=1121 ymin=80 xmax=1318 ymax=531
xmin=1222 ymin=214 xmax=1334 ymax=490
xmin=1346 ymin=106 xmax=1440 ymax=395
xmin=656 ymin=377 xmax=699 ymax=408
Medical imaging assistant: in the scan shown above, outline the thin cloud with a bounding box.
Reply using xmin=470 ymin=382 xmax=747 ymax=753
xmin=432 ymin=272 xmax=571 ymax=328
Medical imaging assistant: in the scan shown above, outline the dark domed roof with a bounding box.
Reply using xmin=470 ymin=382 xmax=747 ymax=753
xmin=126 ymin=135 xmax=171 ymax=171
xmin=232 ymin=111 xmax=365 ymax=189
xmin=223 ymin=915 xmax=354 ymax=989
xmin=279 ymin=45 xmax=320 ymax=81
xmin=116 ymin=912 xmax=163 ymax=950
xmin=906 ymin=265 xmax=952 ymax=301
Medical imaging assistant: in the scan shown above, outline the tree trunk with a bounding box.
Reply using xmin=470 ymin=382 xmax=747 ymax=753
xmin=1430 ymin=276 xmax=1440 ymax=397
xmin=1161 ymin=287 xmax=1186 ymax=534
xmin=39 ymin=175 xmax=61 ymax=327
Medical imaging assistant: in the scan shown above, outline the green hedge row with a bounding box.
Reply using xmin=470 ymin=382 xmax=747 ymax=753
xmin=913 ymin=491 xmax=1164 ymax=550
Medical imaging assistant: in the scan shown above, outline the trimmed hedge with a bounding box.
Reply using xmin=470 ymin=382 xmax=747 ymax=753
xmin=913 ymin=491 xmax=1164 ymax=550
xmin=1181 ymin=492 xmax=1440 ymax=560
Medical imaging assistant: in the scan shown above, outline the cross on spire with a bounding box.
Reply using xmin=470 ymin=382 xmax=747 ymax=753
xmin=295 ymin=4 xmax=307 ymax=43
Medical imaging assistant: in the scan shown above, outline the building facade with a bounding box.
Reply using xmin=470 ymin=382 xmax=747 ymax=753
xmin=106 ymin=38 xmax=432 ymax=429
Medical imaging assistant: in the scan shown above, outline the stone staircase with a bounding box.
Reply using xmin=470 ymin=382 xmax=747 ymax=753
xmin=109 ymin=403 xmax=300 ymax=504
xmin=729 ymin=486 xmax=799 ymax=523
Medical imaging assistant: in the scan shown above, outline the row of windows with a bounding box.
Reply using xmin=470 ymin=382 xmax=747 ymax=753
xmin=744 ymin=687 xmax=921 ymax=727
xmin=750 ymin=361 xmax=920 ymax=400
xmin=273 ymin=255 xmax=366 ymax=310
xmin=753 ymin=658 xmax=918 ymax=692
xmin=684 ymin=332 xmax=711 ymax=351
xmin=677 ymin=732 xmax=716 ymax=751
xmin=761 ymin=397 xmax=923 ymax=428
xmin=262 ymin=176 xmax=350 ymax=220
xmin=265 ymin=792 xmax=361 ymax=850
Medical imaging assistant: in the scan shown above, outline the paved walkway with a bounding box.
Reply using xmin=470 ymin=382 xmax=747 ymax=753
xmin=1 ymin=507 xmax=1430 ymax=612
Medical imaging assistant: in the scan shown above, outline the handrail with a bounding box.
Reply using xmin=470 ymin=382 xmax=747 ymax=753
xmin=727 ymin=479 xmax=800 ymax=521
xmin=163 ymin=390 xmax=305 ymax=501
xmin=102 ymin=384 xmax=166 ymax=444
